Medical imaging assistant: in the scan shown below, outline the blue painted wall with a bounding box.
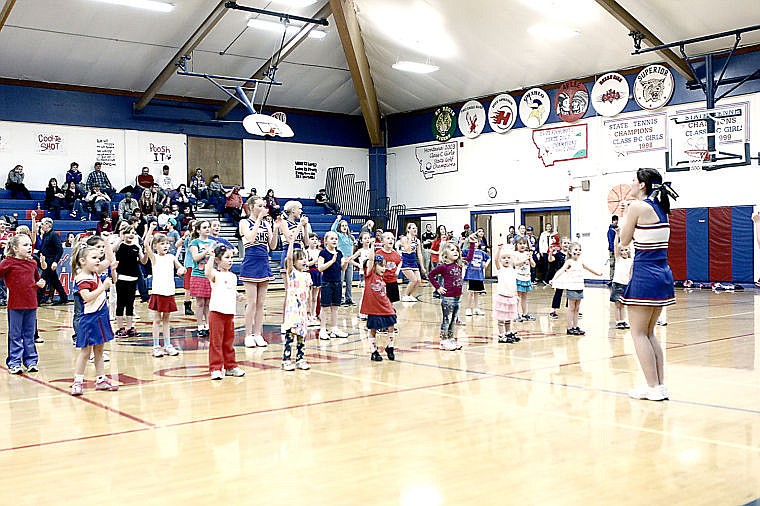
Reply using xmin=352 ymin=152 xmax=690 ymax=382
xmin=387 ymin=49 xmax=760 ymax=147
xmin=0 ymin=82 xmax=371 ymax=148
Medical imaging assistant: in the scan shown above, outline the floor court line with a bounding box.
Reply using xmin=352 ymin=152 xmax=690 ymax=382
xmin=0 ymin=427 xmax=152 ymax=454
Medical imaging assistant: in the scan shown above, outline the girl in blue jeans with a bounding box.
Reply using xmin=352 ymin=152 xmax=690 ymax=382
xmin=331 ymin=215 xmax=357 ymax=305
xmin=428 ymin=238 xmax=475 ymax=351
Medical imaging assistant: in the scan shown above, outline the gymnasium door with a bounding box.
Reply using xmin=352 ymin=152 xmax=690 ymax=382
xmin=474 ymin=214 xmax=492 ymax=277
xmin=471 ymin=211 xmax=515 ymax=278
xmin=187 ymin=137 xmax=243 ymax=187
xmin=668 ymin=205 xmax=754 ymax=283
xmin=522 ymin=209 xmax=571 ymax=239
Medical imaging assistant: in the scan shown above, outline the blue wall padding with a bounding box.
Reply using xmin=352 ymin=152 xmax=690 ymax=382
xmin=686 ymin=208 xmax=709 ymax=281
xmin=731 ymin=206 xmax=754 ymax=283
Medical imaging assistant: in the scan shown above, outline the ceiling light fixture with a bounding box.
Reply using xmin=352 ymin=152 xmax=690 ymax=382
xmin=91 ymin=0 xmax=174 ymax=12
xmin=247 ymin=18 xmax=326 ymax=39
xmin=527 ymin=22 xmax=580 ymax=40
xmin=391 ymin=60 xmax=439 ymax=74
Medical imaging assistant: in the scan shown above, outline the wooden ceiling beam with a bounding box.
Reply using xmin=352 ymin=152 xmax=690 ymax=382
xmin=0 ymin=0 xmax=17 ymax=31
xmin=329 ymin=0 xmax=382 ymax=146
xmin=216 ymin=1 xmax=332 ymax=119
xmin=135 ymin=0 xmax=229 ymax=112
xmin=594 ymin=0 xmax=694 ymax=81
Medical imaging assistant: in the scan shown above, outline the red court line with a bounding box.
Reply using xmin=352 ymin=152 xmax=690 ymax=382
xmin=3 ymin=368 xmax=157 ymax=428
xmin=0 ymin=427 xmax=151 ymax=454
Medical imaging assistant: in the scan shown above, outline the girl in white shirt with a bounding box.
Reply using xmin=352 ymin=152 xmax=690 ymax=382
xmin=610 ymin=240 xmax=633 ymax=330
xmin=493 ymin=243 xmax=521 ymax=344
xmin=550 ymin=242 xmax=601 ymax=335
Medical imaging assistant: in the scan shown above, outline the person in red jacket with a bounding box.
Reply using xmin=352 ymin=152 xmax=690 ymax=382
xmin=0 ymin=234 xmax=46 ymax=374
xmin=360 ymin=240 xmax=398 ymax=362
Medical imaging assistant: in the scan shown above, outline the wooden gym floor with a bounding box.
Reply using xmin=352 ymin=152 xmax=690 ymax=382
xmin=0 ymin=283 xmax=758 ymax=505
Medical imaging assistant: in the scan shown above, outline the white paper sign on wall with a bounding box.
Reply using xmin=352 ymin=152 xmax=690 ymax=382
xmin=415 ymin=141 xmax=458 ymax=179
xmin=36 ymin=132 xmax=65 ymax=154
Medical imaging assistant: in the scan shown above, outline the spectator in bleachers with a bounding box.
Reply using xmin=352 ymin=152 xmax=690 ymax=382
xmin=157 ymin=206 xmax=173 ymax=230
xmin=165 ymin=219 xmax=181 ymax=256
xmin=190 ymin=168 xmax=209 ymax=205
xmin=315 ymin=188 xmax=339 ymax=214
xmin=65 ymin=162 xmax=85 ymax=195
xmin=265 ymin=189 xmax=281 ymax=218
xmin=118 ymin=191 xmax=139 ymax=220
xmin=169 ymin=184 xmax=194 ymax=214
xmin=44 ymin=178 xmax=66 ymax=220
xmin=150 ymin=183 xmax=168 ymax=213
xmin=64 ymin=232 xmax=77 ymax=248
xmin=85 ymin=183 xmax=111 ymax=219
xmin=136 ymin=166 xmax=154 ymax=192
xmin=139 ymin=188 xmax=157 ymax=217
xmin=157 ymin=165 xmax=174 ymax=192
xmin=64 ymin=181 xmax=87 ymax=220
xmin=96 ymin=213 xmax=113 ymax=235
xmin=85 ymin=162 xmax=115 ymax=198
xmin=5 ymin=165 xmax=32 ymax=199
xmin=37 ymin=217 xmax=68 ymax=305
xmin=208 ymin=174 xmax=225 ymax=212
xmin=130 ymin=210 xmax=147 ymax=238
xmin=224 ymin=185 xmax=244 ymax=223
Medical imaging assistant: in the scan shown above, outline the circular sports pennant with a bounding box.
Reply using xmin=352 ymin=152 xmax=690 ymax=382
xmin=591 ymin=72 xmax=629 ymax=117
xmin=488 ymin=94 xmax=518 ymax=133
xmin=432 ymin=106 xmax=456 ymax=142
xmin=555 ymin=80 xmax=589 ymax=123
xmin=519 ymin=87 xmax=550 ymax=129
xmin=458 ymin=100 xmax=486 ymax=139
xmin=634 ymin=64 xmax=674 ymax=110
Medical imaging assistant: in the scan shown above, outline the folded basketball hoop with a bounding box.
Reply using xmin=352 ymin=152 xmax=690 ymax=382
xmin=243 ymin=113 xmax=294 ymax=138
xmin=684 ymin=149 xmax=708 ymax=171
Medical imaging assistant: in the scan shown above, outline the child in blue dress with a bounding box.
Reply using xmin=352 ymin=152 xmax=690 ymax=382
xmin=464 ymin=239 xmax=490 ymax=316
xmin=71 ymin=244 xmax=119 ymax=396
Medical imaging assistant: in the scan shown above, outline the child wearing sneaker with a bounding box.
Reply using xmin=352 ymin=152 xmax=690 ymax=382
xmin=281 ymin=218 xmax=312 ymax=371
xmin=70 ymin=244 xmax=119 ymax=395
xmin=377 ymin=232 xmax=402 ymax=304
xmin=492 ymin=242 xmax=520 ymax=344
xmin=0 ymin=234 xmax=46 ymax=374
xmin=205 ymin=245 xmax=245 ymax=380
xmin=429 ymin=237 xmax=475 ymax=351
xmin=318 ymin=231 xmax=359 ymax=340
xmin=548 ymin=237 xmax=570 ymax=321
xmin=189 ymin=220 xmax=215 ymax=337
xmin=306 ymin=233 xmax=322 ymax=326
xmin=352 ymin=230 xmax=374 ymax=320
xmin=513 ymin=237 xmax=536 ymax=322
xmin=113 ymin=223 xmax=147 ymax=338
xmin=464 ymin=232 xmax=490 ymax=317
xmin=145 ymin=222 xmax=186 ymax=357
xmin=360 ymin=240 xmax=398 ymax=361
xmin=610 ymin=239 xmax=633 ymax=330
xmin=550 ymin=242 xmax=602 ymax=335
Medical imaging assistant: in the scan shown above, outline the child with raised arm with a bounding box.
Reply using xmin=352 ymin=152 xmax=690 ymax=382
xmin=70 ymin=244 xmax=119 ymax=395
xmin=0 ymin=234 xmax=46 ymax=374
xmin=610 ymin=237 xmax=633 ymax=330
xmin=205 ymin=245 xmax=246 ymax=380
xmin=429 ymin=236 xmax=476 ymax=351
xmin=114 ymin=223 xmax=147 ymax=337
xmin=360 ymin=239 xmax=398 ymax=361
xmin=352 ymin=230 xmax=374 ymax=320
xmin=464 ymin=241 xmax=491 ymax=316
xmin=189 ymin=220 xmax=215 ymax=337
xmin=145 ymin=222 xmax=186 ymax=357
xmin=281 ymin=217 xmax=312 ymax=371
xmin=318 ymin=231 xmax=360 ymax=339
xmin=306 ymin=233 xmax=322 ymax=326
xmin=513 ymin=236 xmax=536 ymax=322
xmin=550 ymin=242 xmax=602 ymax=335
xmin=492 ymin=242 xmax=520 ymax=344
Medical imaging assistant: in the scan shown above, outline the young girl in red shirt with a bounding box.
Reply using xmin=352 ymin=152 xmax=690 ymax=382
xmin=360 ymin=239 xmax=398 ymax=361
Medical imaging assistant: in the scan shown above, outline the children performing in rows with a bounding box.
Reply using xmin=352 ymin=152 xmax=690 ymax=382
xmin=360 ymin=240 xmax=398 ymax=361
xmin=492 ymin=242 xmax=520 ymax=344
xmin=429 ymin=237 xmax=475 ymax=351
xmin=280 ymin=217 xmax=312 ymax=371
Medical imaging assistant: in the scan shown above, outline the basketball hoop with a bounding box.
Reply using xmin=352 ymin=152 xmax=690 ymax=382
xmin=685 ymin=149 xmax=708 ymax=172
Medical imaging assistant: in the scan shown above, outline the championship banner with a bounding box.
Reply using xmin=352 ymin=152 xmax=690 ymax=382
xmin=415 ymin=141 xmax=458 ymax=179
xmin=603 ymin=112 xmax=667 ymax=156
xmin=531 ymin=124 xmax=588 ymax=166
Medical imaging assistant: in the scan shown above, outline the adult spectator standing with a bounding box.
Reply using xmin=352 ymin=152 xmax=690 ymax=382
xmin=511 ymin=224 xmax=527 ymax=245
xmin=38 ymin=217 xmax=68 ymax=305
xmin=506 ymin=225 xmax=516 ymax=245
xmin=619 ymin=168 xmax=677 ymax=401
xmin=607 ymin=215 xmax=619 ymax=280
xmin=85 ymin=162 xmax=115 ymax=199
xmin=65 ymin=162 xmax=85 ymax=195
xmin=85 ymin=183 xmax=111 ymax=219
xmin=5 ymin=165 xmax=32 ymax=199
xmin=525 ymin=226 xmax=539 ymax=281
xmin=421 ymin=224 xmax=436 ymax=274
xmin=538 ymin=223 xmax=559 ymax=283
xmin=157 ymin=165 xmax=174 ymax=193
xmin=118 ymin=191 xmax=139 ymax=220
xmin=315 ymin=188 xmax=339 ymax=214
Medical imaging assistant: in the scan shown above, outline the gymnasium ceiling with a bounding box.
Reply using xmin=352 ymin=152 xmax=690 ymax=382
xmin=0 ymin=0 xmax=759 ymax=119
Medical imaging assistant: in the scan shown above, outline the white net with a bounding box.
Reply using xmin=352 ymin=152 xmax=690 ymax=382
xmin=685 ymin=149 xmax=707 ymax=172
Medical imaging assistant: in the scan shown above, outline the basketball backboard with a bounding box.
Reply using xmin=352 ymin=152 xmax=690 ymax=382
xmin=666 ymin=102 xmax=750 ymax=171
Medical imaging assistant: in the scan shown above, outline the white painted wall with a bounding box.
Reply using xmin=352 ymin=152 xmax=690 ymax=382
xmin=243 ymin=139 xmax=369 ymax=198
xmin=388 ymin=93 xmax=760 ymax=281
xmin=0 ymin=120 xmax=188 ymax=190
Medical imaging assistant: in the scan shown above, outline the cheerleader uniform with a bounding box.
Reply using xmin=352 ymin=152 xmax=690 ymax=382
xmin=307 ymin=248 xmax=322 ymax=287
xmin=189 ymin=238 xmax=214 ymax=298
xmin=514 ymin=251 xmax=533 ymax=292
xmin=400 ymin=236 xmax=420 ymax=270
xmin=279 ymin=219 xmax=307 ymax=272
xmin=148 ymin=253 xmax=178 ymax=313
xmin=240 ymin=218 xmax=274 ymax=283
xmin=621 ymin=198 xmax=675 ymax=306
xmin=74 ymin=273 xmax=114 ymax=348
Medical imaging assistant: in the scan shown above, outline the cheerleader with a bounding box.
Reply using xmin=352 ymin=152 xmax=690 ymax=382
xmin=398 ymin=223 xmax=426 ymax=302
